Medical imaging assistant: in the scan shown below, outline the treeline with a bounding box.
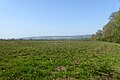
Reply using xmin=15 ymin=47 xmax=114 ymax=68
xmin=92 ymin=10 xmax=120 ymax=43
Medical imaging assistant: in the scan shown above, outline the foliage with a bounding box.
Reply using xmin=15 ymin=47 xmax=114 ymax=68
xmin=0 ymin=40 xmax=120 ymax=80
xmin=92 ymin=10 xmax=120 ymax=43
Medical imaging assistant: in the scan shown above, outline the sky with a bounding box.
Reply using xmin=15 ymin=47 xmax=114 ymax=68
xmin=0 ymin=0 xmax=119 ymax=38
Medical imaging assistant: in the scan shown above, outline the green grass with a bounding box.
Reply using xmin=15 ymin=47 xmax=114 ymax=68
xmin=0 ymin=40 xmax=120 ymax=80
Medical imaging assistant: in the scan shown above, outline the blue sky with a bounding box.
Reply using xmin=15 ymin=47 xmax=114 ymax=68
xmin=0 ymin=0 xmax=119 ymax=38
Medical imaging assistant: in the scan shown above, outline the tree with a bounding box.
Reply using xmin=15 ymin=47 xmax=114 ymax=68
xmin=93 ymin=10 xmax=120 ymax=43
xmin=92 ymin=30 xmax=103 ymax=41
xmin=102 ymin=21 xmax=115 ymax=42
xmin=110 ymin=10 xmax=120 ymax=43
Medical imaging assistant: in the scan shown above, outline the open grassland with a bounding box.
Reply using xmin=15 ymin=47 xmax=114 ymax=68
xmin=0 ymin=41 xmax=120 ymax=80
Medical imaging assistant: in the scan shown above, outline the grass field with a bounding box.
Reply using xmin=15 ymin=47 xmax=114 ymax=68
xmin=0 ymin=40 xmax=120 ymax=80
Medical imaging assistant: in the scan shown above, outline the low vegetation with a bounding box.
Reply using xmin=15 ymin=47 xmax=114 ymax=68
xmin=0 ymin=40 xmax=120 ymax=80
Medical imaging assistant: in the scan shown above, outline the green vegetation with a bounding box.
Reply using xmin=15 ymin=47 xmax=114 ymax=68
xmin=92 ymin=10 xmax=120 ymax=43
xmin=0 ymin=40 xmax=120 ymax=80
